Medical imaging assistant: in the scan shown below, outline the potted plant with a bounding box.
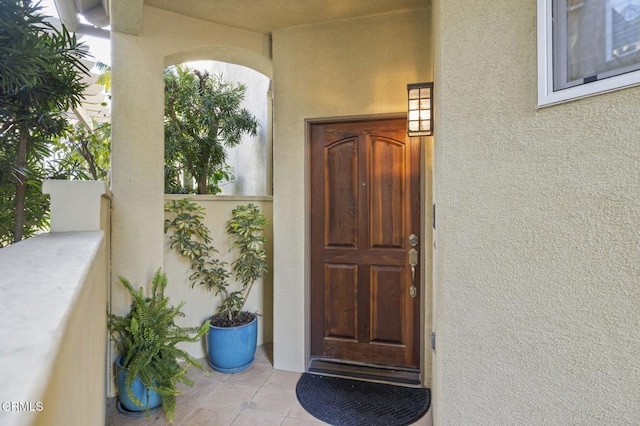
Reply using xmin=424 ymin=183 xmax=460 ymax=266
xmin=107 ymin=269 xmax=210 ymax=422
xmin=164 ymin=199 xmax=268 ymax=372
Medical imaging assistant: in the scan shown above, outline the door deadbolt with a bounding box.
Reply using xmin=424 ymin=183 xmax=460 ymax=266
xmin=409 ymin=248 xmax=418 ymax=267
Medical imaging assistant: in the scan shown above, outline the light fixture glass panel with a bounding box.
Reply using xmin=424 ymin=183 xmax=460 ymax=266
xmin=407 ymin=82 xmax=433 ymax=136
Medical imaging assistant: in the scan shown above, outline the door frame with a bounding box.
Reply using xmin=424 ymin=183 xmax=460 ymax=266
xmin=304 ymin=113 xmax=432 ymax=385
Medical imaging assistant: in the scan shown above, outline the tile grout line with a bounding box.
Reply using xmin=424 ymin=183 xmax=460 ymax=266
xmin=177 ymin=377 xmax=224 ymax=425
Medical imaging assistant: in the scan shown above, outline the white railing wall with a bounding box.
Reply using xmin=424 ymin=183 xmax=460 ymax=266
xmin=0 ymin=181 xmax=110 ymax=426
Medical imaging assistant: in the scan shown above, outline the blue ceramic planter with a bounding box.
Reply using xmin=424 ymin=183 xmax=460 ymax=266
xmin=115 ymin=356 xmax=161 ymax=415
xmin=207 ymin=315 xmax=258 ymax=373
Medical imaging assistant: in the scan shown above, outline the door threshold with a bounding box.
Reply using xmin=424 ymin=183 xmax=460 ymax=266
xmin=308 ymin=358 xmax=421 ymax=387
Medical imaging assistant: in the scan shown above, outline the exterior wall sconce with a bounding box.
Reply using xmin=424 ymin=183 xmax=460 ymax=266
xmin=407 ymin=82 xmax=433 ymax=136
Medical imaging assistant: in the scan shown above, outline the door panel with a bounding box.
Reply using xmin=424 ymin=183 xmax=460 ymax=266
xmin=310 ymin=117 xmax=420 ymax=369
xmin=370 ymin=265 xmax=405 ymax=344
xmin=325 ymin=264 xmax=358 ymax=339
xmin=325 ymin=139 xmax=358 ymax=248
xmin=370 ymin=137 xmax=405 ymax=249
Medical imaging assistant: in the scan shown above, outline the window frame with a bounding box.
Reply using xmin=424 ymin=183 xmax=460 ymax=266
xmin=537 ymin=0 xmax=640 ymax=107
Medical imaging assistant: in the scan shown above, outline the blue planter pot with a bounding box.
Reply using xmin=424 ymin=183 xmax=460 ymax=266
xmin=115 ymin=356 xmax=161 ymax=415
xmin=207 ymin=315 xmax=258 ymax=373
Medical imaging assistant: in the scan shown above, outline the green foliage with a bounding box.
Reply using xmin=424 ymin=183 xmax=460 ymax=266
xmin=164 ymin=199 xmax=231 ymax=296
xmin=221 ymin=203 xmax=268 ymax=317
xmin=0 ymin=0 xmax=90 ymax=244
xmin=164 ymin=199 xmax=268 ymax=324
xmin=47 ymin=123 xmax=111 ymax=181
xmin=164 ymin=66 xmax=258 ymax=194
xmin=0 ymin=0 xmax=65 ymax=92
xmin=0 ymin=164 xmax=49 ymax=247
xmin=95 ymin=61 xmax=111 ymax=94
xmin=107 ymin=269 xmax=209 ymax=423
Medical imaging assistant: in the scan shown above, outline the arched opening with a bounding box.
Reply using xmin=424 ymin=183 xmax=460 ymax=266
xmin=161 ymin=55 xmax=274 ymax=361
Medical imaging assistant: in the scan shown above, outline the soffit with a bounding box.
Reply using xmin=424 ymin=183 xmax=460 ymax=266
xmin=143 ymin=0 xmax=425 ymax=34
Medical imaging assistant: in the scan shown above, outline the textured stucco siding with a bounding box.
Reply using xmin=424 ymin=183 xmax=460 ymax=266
xmin=432 ymin=0 xmax=640 ymax=424
xmin=111 ymin=6 xmax=271 ymax=311
xmin=109 ymin=6 xmax=272 ymax=395
xmin=272 ymin=9 xmax=433 ymax=376
xmin=0 ymin=232 xmax=107 ymax=426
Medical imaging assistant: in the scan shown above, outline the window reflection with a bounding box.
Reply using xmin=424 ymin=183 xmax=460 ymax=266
xmin=556 ymin=0 xmax=640 ymax=89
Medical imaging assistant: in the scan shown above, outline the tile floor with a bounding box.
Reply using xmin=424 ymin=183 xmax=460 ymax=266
xmin=105 ymin=344 xmax=432 ymax=426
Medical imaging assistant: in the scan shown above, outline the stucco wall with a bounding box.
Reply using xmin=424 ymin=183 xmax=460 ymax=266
xmin=272 ymin=9 xmax=433 ymax=376
xmin=35 ymin=233 xmax=108 ymax=426
xmin=432 ymin=0 xmax=640 ymax=424
xmin=0 ymin=231 xmax=107 ymax=426
xmin=109 ymin=6 xmax=272 ymax=396
xmin=111 ymin=4 xmax=434 ymax=384
xmin=110 ymin=5 xmax=271 ymax=339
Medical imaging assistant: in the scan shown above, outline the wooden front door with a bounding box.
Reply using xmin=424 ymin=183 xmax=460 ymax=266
xmin=310 ymin=117 xmax=421 ymax=369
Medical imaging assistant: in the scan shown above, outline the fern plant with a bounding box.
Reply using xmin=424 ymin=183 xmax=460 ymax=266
xmin=164 ymin=199 xmax=268 ymax=326
xmin=107 ymin=269 xmax=209 ymax=423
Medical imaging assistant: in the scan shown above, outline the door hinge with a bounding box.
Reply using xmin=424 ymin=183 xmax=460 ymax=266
xmin=430 ymin=332 xmax=436 ymax=351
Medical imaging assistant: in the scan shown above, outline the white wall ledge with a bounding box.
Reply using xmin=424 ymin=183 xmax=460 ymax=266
xmin=43 ymin=180 xmax=110 ymax=232
xmin=164 ymin=194 xmax=273 ymax=202
xmin=0 ymin=231 xmax=105 ymax=425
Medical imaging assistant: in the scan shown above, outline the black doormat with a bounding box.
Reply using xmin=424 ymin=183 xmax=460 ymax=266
xmin=295 ymin=373 xmax=430 ymax=426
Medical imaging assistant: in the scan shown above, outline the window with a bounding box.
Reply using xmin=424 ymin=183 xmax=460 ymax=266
xmin=538 ymin=0 xmax=640 ymax=106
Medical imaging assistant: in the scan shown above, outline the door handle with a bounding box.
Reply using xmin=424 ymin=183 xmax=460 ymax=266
xmin=409 ymin=248 xmax=418 ymax=298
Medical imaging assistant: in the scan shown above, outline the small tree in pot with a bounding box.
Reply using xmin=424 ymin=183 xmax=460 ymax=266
xmin=164 ymin=199 xmax=268 ymax=372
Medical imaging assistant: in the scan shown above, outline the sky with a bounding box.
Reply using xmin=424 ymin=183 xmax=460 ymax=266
xmin=39 ymin=0 xmax=112 ymax=66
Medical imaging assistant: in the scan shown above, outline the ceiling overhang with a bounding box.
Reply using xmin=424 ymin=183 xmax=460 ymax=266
xmin=144 ymin=0 xmax=426 ymax=35
xmin=57 ymin=0 xmax=426 ymax=37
